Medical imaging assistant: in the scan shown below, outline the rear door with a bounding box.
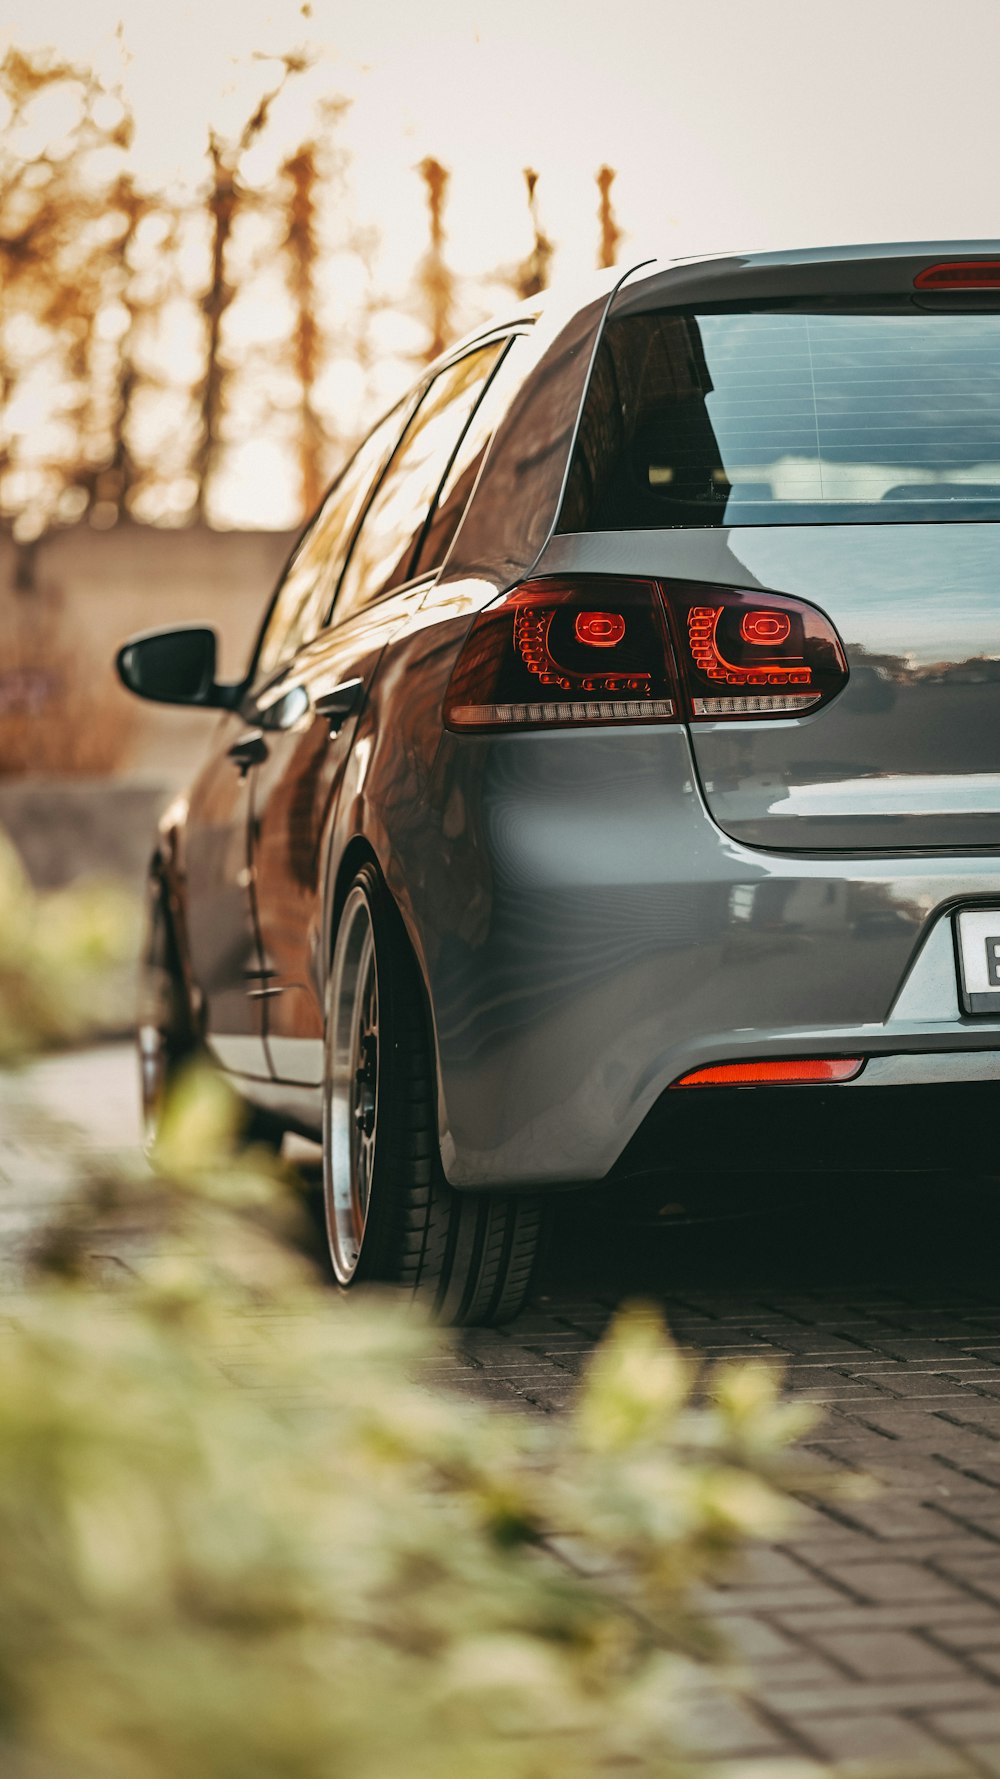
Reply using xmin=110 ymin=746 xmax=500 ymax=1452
xmin=250 ymin=336 xmax=511 ymax=1084
xmin=559 ymin=284 xmax=1000 ymax=851
xmin=183 ymin=714 xmax=265 ymax=1078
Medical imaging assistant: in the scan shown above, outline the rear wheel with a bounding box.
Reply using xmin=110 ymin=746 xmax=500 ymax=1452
xmin=323 ymin=862 xmax=542 ymax=1325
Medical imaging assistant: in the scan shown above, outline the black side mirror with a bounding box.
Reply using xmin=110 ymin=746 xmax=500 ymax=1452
xmin=115 ymin=627 xmax=233 ymax=709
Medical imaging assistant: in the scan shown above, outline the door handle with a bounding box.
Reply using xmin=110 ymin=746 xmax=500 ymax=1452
xmin=227 ymin=729 xmax=268 ymax=773
xmin=314 ymin=678 xmax=364 ymax=735
xmin=259 ymin=683 xmax=310 ymax=732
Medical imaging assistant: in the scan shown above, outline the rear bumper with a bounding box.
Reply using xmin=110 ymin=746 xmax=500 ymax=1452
xmin=614 ymin=1070 xmax=1000 ymax=1182
xmin=416 ymin=726 xmax=1000 ymax=1189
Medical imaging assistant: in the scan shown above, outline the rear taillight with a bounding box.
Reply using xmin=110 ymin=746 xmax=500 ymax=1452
xmin=443 ymin=577 xmax=848 ymax=732
xmin=669 ymin=585 xmax=848 ymax=719
xmin=443 ymin=578 xmax=677 ymax=731
xmin=673 ymin=1058 xmax=864 ymax=1088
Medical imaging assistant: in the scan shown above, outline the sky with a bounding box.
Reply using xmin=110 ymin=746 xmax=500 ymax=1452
xmin=4 ymin=0 xmax=1000 ymax=528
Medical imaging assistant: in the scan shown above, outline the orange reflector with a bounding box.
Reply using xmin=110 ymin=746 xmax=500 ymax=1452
xmin=672 ymin=1058 xmax=864 ymax=1088
xmin=914 ymin=260 xmax=1000 ymax=290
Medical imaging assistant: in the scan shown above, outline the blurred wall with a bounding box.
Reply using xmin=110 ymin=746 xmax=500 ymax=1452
xmin=0 ymin=524 xmax=297 ymax=786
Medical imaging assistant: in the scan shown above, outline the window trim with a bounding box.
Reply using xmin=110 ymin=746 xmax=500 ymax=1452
xmin=243 ymin=320 xmax=534 ymax=685
xmin=243 ymin=390 xmax=418 ymax=688
xmin=323 ymin=327 xmax=528 ymax=632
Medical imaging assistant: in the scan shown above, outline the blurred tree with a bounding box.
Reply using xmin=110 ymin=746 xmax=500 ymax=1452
xmin=193 ymin=132 xmax=239 ymax=520
xmin=511 ymin=167 xmax=554 ymax=300
xmin=596 ymin=164 xmax=622 ymax=269
xmin=93 ymin=171 xmax=152 ymax=525
xmin=0 ymin=47 xmax=134 ymax=552
xmin=282 ymin=142 xmax=325 ymax=514
xmin=415 ymin=156 xmax=457 ymax=364
xmin=193 ymin=54 xmax=310 ymax=521
xmin=0 ymin=43 xmax=633 ymax=548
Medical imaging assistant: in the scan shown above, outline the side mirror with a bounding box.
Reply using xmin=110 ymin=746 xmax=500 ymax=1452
xmin=115 ymin=627 xmax=234 ymax=709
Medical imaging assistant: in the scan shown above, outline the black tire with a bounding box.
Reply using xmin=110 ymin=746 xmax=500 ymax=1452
xmin=138 ymin=872 xmax=197 ymax=1149
xmin=323 ymin=861 xmax=542 ymax=1326
xmin=138 ymin=870 xmax=284 ymax=1153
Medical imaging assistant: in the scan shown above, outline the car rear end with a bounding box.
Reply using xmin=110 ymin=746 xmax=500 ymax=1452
xmin=423 ymin=244 xmax=1000 ymax=1189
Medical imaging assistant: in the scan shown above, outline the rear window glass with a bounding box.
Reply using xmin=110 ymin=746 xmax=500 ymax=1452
xmin=559 ymin=309 xmax=1000 ymax=529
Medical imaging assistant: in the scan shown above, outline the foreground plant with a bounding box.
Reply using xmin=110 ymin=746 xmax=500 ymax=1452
xmin=0 ymin=845 xmax=820 ymax=1778
xmin=0 ymin=829 xmax=136 ymax=1060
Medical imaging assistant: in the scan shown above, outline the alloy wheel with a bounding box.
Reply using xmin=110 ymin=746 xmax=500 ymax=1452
xmin=324 ymin=884 xmax=380 ymax=1283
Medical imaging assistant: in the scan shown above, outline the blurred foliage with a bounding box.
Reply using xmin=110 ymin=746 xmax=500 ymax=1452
xmin=0 ymin=828 xmax=137 ymax=1058
xmin=0 ymin=851 xmax=824 ymax=1778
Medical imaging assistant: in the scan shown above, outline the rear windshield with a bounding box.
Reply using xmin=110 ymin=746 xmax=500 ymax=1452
xmin=559 ymin=308 xmax=1000 ymax=529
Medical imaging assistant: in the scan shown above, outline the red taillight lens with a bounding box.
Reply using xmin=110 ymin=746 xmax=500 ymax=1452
xmin=915 ymin=260 xmax=1000 ymax=290
xmin=574 ymin=610 xmax=627 ymax=648
xmin=443 ymin=578 xmax=848 ymax=732
xmin=672 ymin=1058 xmax=864 ymax=1088
xmin=741 ymin=609 xmax=790 ymax=646
xmin=669 ymin=585 xmax=848 ymax=719
xmin=443 ymin=578 xmax=677 ymax=731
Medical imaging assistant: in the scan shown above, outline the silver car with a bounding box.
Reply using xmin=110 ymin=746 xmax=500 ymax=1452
xmin=118 ymin=241 xmax=1000 ymax=1322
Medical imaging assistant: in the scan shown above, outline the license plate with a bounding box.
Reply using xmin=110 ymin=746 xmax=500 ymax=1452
xmin=955 ymin=909 xmax=1000 ymax=1015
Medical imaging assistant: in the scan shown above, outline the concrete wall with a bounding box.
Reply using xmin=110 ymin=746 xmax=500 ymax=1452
xmin=0 ymin=778 xmax=173 ymax=892
xmin=1 ymin=523 xmax=297 ymax=787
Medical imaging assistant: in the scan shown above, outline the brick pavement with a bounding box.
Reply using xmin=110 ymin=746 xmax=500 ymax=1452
xmin=10 ymin=1048 xmax=1000 ymax=1774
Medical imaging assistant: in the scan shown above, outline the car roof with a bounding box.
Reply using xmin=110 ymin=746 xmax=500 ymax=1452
xmin=436 ymin=241 xmax=1000 ymax=369
xmin=610 ymin=239 xmax=1000 ymax=311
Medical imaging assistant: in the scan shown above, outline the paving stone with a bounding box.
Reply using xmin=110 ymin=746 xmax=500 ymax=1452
xmin=814 ymin=1628 xmax=966 ymax=1680
xmin=926 ymin=1706 xmax=1000 ymax=1756
xmin=824 ymin=1500 xmax=969 ymax=1541
xmin=680 ymin=1689 xmax=790 ymax=1758
xmin=715 ymin=1614 xmax=801 ymax=1662
xmin=765 ymin=1677 xmax=999 ymax=1717
xmin=938 ymin=1556 xmax=1000 ymax=1606
xmin=820 ymin=1560 xmax=969 ymax=1605
xmin=801 ymin=1710 xmax=978 ymax=1776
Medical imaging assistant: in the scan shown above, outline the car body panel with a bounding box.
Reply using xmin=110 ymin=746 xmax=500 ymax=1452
xmin=537 ymin=524 xmax=1000 ymax=851
xmin=446 ymin=263 xmax=648 ymax=587
xmin=181 ymin=715 xmax=269 ymax=1078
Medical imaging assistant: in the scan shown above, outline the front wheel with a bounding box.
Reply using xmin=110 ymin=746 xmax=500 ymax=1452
xmin=323 ymin=863 xmax=542 ymax=1325
xmin=138 ymin=874 xmax=196 ymax=1150
xmin=138 ymin=870 xmax=284 ymax=1155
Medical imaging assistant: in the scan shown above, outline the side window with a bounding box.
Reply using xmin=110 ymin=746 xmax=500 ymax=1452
xmin=413 ymin=335 xmax=527 ymax=580
xmin=332 ymin=341 xmax=505 ymax=626
xmin=254 ymin=403 xmax=408 ymax=678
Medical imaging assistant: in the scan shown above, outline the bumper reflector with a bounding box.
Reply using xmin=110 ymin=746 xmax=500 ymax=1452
xmin=672 ymin=1058 xmax=864 ymax=1088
